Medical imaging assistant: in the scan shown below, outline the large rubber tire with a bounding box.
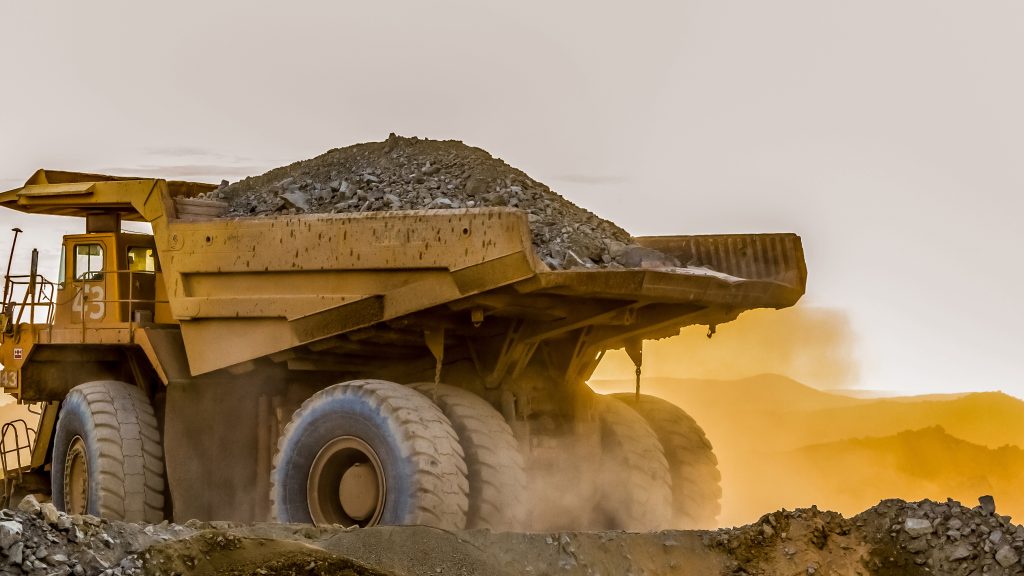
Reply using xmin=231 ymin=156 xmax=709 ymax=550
xmin=409 ymin=383 xmax=527 ymax=531
xmin=51 ymin=381 xmax=166 ymax=522
xmin=271 ymin=379 xmax=469 ymax=529
xmin=593 ymin=395 xmax=672 ymax=531
xmin=612 ymin=393 xmax=722 ymax=528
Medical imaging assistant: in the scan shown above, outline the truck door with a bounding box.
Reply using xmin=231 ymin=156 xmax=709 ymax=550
xmin=69 ymin=239 xmax=111 ymax=324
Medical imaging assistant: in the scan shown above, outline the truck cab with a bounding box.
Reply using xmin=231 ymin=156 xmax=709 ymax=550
xmin=54 ymin=226 xmax=164 ymax=327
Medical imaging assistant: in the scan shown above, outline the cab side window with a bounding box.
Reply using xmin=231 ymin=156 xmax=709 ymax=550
xmin=126 ymin=247 xmax=157 ymax=272
xmin=74 ymin=244 xmax=105 ymax=281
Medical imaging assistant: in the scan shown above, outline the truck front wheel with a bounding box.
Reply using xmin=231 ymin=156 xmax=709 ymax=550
xmin=52 ymin=381 xmax=166 ymax=523
xmin=271 ymin=379 xmax=469 ymax=529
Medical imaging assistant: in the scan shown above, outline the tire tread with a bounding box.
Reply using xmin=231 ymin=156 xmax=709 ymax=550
xmin=595 ymin=395 xmax=673 ymax=531
xmin=409 ymin=383 xmax=526 ymax=530
xmin=271 ymin=379 xmax=468 ymax=529
xmin=53 ymin=381 xmax=165 ymax=523
xmin=611 ymin=393 xmax=721 ymax=528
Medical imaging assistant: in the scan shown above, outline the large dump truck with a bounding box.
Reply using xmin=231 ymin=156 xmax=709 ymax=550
xmin=0 ymin=169 xmax=805 ymax=531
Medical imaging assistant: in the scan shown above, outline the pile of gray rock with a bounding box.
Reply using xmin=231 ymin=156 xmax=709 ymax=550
xmin=703 ymin=496 xmax=1024 ymax=576
xmin=861 ymin=496 xmax=1024 ymax=575
xmin=214 ymin=134 xmax=679 ymax=270
xmin=0 ymin=496 xmax=191 ymax=576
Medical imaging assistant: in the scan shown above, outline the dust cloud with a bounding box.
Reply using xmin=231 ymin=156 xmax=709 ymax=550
xmin=589 ymin=305 xmax=1024 ymax=529
xmin=522 ymin=419 xmax=676 ymax=532
xmin=523 ymin=444 xmax=606 ymax=531
xmin=591 ymin=305 xmax=860 ymax=390
xmin=590 ymin=374 xmax=1024 ymax=528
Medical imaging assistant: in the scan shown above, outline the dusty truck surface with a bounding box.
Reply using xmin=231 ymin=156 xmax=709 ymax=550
xmin=0 ymin=169 xmax=805 ymax=531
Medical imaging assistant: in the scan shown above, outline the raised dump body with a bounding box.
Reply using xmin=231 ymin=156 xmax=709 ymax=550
xmin=0 ymin=169 xmax=805 ymax=531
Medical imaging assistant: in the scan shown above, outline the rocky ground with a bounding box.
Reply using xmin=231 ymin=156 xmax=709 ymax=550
xmin=1 ymin=495 xmax=1021 ymax=575
xmin=213 ymin=134 xmax=679 ymax=270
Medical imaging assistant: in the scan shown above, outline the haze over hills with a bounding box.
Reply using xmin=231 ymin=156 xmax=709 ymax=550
xmin=741 ymin=426 xmax=1024 ymax=525
xmin=590 ymin=374 xmax=1024 ymax=526
xmin=611 ymin=373 xmax=863 ymax=413
xmin=591 ymin=375 xmax=1024 ymax=450
xmin=831 ymin=388 xmax=972 ymax=401
xmin=788 ymin=392 xmax=1024 ymax=451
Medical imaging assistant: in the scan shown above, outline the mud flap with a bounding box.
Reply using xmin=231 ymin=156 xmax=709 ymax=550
xmin=164 ymin=376 xmax=285 ymax=522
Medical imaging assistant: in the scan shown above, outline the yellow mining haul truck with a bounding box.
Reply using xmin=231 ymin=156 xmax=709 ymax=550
xmin=0 ymin=169 xmax=805 ymax=531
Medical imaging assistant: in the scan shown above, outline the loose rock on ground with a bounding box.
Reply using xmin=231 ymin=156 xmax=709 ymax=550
xmin=2 ymin=495 xmax=1022 ymax=575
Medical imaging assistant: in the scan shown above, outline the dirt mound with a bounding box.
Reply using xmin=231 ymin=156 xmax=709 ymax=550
xmin=141 ymin=534 xmax=390 ymax=576
xmin=3 ymin=495 xmax=1022 ymax=575
xmin=214 ymin=134 xmax=676 ymax=270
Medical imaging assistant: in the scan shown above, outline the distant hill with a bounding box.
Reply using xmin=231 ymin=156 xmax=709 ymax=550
xmin=832 ymin=388 xmax=972 ymax=401
xmin=734 ymin=426 xmax=1024 ymax=524
xmin=590 ymin=374 xmax=862 ymax=413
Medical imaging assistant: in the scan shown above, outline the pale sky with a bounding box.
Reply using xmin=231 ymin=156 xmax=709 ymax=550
xmin=1 ymin=2 xmax=1021 ymax=396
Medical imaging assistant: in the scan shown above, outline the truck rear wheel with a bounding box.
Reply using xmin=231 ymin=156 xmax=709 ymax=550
xmin=593 ymin=395 xmax=672 ymax=531
xmin=271 ymin=379 xmax=469 ymax=529
xmin=409 ymin=383 xmax=527 ymax=530
xmin=51 ymin=381 xmax=166 ymax=523
xmin=612 ymin=393 xmax=722 ymax=528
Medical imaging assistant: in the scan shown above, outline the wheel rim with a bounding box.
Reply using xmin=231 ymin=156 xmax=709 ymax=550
xmin=64 ymin=436 xmax=89 ymax=515
xmin=307 ymin=436 xmax=386 ymax=527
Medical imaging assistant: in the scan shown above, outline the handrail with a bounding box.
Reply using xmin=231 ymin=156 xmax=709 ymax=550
xmin=0 ymin=417 xmax=36 ymax=507
xmin=0 ymin=419 xmax=35 ymax=471
xmin=3 ymin=268 xmax=165 ymax=329
xmin=3 ymin=273 xmax=56 ymax=328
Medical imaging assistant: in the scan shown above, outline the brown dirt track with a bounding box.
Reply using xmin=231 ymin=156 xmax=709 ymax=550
xmin=135 ymin=497 xmax=1024 ymax=576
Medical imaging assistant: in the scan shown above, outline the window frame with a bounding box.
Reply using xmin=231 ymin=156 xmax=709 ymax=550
xmin=57 ymin=245 xmax=67 ymax=289
xmin=73 ymin=243 xmax=106 ymax=282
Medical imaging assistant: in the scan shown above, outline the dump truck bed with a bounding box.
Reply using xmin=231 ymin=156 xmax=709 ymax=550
xmin=155 ymin=210 xmax=804 ymax=375
xmin=0 ymin=171 xmax=806 ymax=377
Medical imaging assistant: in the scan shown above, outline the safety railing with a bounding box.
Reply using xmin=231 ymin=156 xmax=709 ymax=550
xmin=2 ymin=273 xmax=56 ymax=329
xmin=2 ymin=266 xmax=169 ymax=337
xmin=0 ymin=416 xmax=37 ymax=508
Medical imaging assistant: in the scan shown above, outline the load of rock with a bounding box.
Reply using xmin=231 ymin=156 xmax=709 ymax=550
xmin=214 ymin=134 xmax=679 ymax=270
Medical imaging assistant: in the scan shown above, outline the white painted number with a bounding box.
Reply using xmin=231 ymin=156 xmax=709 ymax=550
xmin=1 ymin=371 xmax=17 ymax=389
xmin=71 ymin=285 xmax=106 ymax=321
